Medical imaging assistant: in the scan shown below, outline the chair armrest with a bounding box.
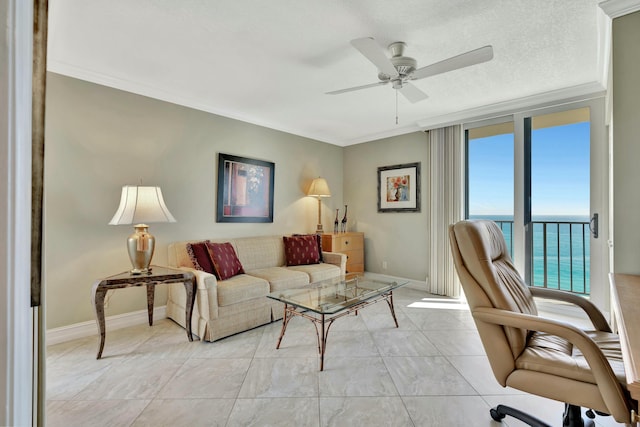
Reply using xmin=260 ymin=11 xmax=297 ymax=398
xmin=530 ymin=287 xmax=611 ymax=332
xmin=322 ymin=251 xmax=347 ymax=276
xmin=473 ymin=307 xmax=628 ymax=416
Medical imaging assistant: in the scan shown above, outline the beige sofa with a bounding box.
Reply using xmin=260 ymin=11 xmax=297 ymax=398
xmin=166 ymin=235 xmax=346 ymax=342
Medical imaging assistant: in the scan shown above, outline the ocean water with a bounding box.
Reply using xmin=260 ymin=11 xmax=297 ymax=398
xmin=468 ymin=215 xmax=591 ymax=294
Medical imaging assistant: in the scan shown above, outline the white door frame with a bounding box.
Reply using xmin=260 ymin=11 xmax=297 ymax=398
xmin=463 ymin=97 xmax=609 ymax=313
xmin=0 ymin=0 xmax=34 ymax=425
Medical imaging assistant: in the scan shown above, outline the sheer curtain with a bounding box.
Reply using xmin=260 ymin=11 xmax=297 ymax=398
xmin=427 ymin=125 xmax=464 ymax=297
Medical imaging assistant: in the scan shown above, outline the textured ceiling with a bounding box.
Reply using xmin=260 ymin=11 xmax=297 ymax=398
xmin=47 ymin=0 xmax=607 ymax=146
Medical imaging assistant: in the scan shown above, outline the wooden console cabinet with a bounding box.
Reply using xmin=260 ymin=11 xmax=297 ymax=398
xmin=322 ymin=232 xmax=364 ymax=275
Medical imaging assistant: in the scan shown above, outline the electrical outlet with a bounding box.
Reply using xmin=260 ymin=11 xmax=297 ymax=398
xmin=382 ymin=261 xmax=387 ymax=269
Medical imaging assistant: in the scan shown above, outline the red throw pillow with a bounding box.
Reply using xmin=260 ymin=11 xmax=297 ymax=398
xmin=186 ymin=241 xmax=215 ymax=274
xmin=293 ymin=233 xmax=323 ymax=262
xmin=283 ymin=235 xmax=321 ymax=266
xmin=205 ymin=242 xmax=245 ymax=280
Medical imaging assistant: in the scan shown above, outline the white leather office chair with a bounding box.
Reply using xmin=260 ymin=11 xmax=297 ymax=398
xmin=449 ymin=219 xmax=636 ymax=426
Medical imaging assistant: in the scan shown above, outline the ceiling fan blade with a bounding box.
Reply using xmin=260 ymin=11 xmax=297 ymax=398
xmin=326 ymin=81 xmax=388 ymax=95
xmin=398 ymin=82 xmax=429 ymax=103
xmin=411 ymin=45 xmax=493 ymax=80
xmin=351 ymin=37 xmax=399 ymax=78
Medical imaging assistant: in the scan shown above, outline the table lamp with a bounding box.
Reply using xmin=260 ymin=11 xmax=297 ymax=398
xmin=307 ymin=177 xmax=331 ymax=234
xmin=109 ymin=185 xmax=176 ymax=274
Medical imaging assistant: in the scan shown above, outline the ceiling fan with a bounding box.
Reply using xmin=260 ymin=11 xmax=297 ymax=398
xmin=326 ymin=37 xmax=494 ymax=103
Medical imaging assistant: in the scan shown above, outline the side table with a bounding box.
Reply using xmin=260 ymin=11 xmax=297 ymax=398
xmin=322 ymin=232 xmax=364 ymax=275
xmin=91 ymin=266 xmax=197 ymax=359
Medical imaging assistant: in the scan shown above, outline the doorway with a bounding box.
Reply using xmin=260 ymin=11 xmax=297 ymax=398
xmin=465 ymin=99 xmax=607 ymax=308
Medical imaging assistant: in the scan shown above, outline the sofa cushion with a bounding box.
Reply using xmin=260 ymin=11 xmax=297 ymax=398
xmin=247 ymin=267 xmax=309 ymax=292
xmin=216 ymin=274 xmax=270 ymax=307
xmin=186 ymin=241 xmax=215 ymax=274
xmin=283 ymin=235 xmax=320 ymax=266
xmin=206 ymin=242 xmax=245 ymax=280
xmin=233 ymin=236 xmax=285 ymax=270
xmin=288 ymin=263 xmax=341 ymax=283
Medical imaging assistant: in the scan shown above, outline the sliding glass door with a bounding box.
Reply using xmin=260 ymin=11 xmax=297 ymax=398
xmin=528 ymin=108 xmax=591 ymax=294
xmin=466 ymin=122 xmax=515 ymax=255
xmin=465 ymin=99 xmax=607 ymax=304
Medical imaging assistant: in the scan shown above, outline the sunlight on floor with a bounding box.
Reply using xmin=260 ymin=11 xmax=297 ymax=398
xmin=406 ymin=298 xmax=469 ymax=310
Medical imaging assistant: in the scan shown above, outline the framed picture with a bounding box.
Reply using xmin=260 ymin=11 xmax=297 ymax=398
xmin=216 ymin=153 xmax=275 ymax=223
xmin=377 ymin=162 xmax=421 ymax=212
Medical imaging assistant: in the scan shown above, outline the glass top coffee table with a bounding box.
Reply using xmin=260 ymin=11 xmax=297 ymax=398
xmin=267 ymin=274 xmax=408 ymax=371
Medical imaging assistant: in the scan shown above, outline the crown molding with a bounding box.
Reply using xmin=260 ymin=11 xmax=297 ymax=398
xmin=416 ymin=82 xmax=606 ymax=131
xmin=341 ymin=123 xmax=424 ymax=146
xmin=599 ymin=0 xmax=640 ymax=18
xmin=47 ymin=60 xmax=344 ymax=146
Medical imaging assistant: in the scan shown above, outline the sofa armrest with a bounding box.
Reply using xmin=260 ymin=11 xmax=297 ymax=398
xmin=322 ymin=251 xmax=347 ymax=276
xmin=174 ymin=266 xmax=219 ymax=320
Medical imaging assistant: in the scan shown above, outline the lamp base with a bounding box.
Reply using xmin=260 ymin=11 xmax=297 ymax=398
xmin=127 ymin=224 xmax=155 ymax=275
xmin=129 ymin=267 xmax=152 ymax=275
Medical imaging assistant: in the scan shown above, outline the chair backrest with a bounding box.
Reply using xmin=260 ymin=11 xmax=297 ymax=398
xmin=449 ymin=220 xmax=538 ymax=383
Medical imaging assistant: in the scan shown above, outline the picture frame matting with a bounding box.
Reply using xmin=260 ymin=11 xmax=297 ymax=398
xmin=377 ymin=162 xmax=421 ymax=213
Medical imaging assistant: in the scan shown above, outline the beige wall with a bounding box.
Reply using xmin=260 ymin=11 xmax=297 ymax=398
xmin=343 ymin=132 xmax=430 ymax=281
xmin=44 ymin=73 xmax=344 ymax=329
xmin=612 ymin=11 xmax=640 ymax=273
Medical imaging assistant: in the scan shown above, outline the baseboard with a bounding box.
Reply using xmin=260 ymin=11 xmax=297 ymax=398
xmin=47 ymin=275 xmax=423 ymax=345
xmin=363 ymin=272 xmax=428 ymax=292
xmin=46 ymin=306 xmax=167 ymax=346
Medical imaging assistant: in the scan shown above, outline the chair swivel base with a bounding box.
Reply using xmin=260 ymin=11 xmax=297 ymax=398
xmin=490 ymin=405 xmax=551 ymax=427
xmin=490 ymin=404 xmax=595 ymax=427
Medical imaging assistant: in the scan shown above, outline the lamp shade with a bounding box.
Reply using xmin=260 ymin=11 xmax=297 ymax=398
xmin=109 ymin=185 xmax=176 ymax=225
xmin=307 ymin=178 xmax=331 ymax=198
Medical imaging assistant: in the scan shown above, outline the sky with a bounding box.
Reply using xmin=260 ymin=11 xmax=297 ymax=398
xmin=468 ymin=121 xmax=590 ymax=217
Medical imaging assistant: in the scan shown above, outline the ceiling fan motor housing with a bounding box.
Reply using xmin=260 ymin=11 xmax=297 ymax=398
xmin=377 ymin=41 xmax=417 ymax=84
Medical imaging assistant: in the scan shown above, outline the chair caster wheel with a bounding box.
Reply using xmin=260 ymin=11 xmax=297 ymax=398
xmin=490 ymin=408 xmax=506 ymax=421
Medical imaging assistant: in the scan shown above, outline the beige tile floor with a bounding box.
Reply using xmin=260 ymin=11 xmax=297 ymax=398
xmin=46 ymin=287 xmax=626 ymax=426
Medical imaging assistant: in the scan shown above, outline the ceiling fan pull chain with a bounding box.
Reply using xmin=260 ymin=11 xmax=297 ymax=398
xmin=395 ymin=90 xmax=399 ymax=125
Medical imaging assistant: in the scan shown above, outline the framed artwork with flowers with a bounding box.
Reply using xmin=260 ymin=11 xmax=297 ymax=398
xmin=377 ymin=162 xmax=421 ymax=213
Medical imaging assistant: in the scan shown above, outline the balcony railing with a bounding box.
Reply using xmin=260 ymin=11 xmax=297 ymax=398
xmin=494 ymin=220 xmax=514 ymax=255
xmin=474 ymin=219 xmax=590 ymax=295
xmin=531 ymin=220 xmax=590 ymax=295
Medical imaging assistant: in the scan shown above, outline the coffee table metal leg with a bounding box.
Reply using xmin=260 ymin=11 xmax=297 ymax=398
xmin=320 ymin=314 xmax=326 ymax=371
xmin=386 ymin=291 xmax=399 ymax=328
xmin=276 ymin=303 xmax=292 ymax=349
xmin=314 ymin=314 xmax=337 ymax=371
